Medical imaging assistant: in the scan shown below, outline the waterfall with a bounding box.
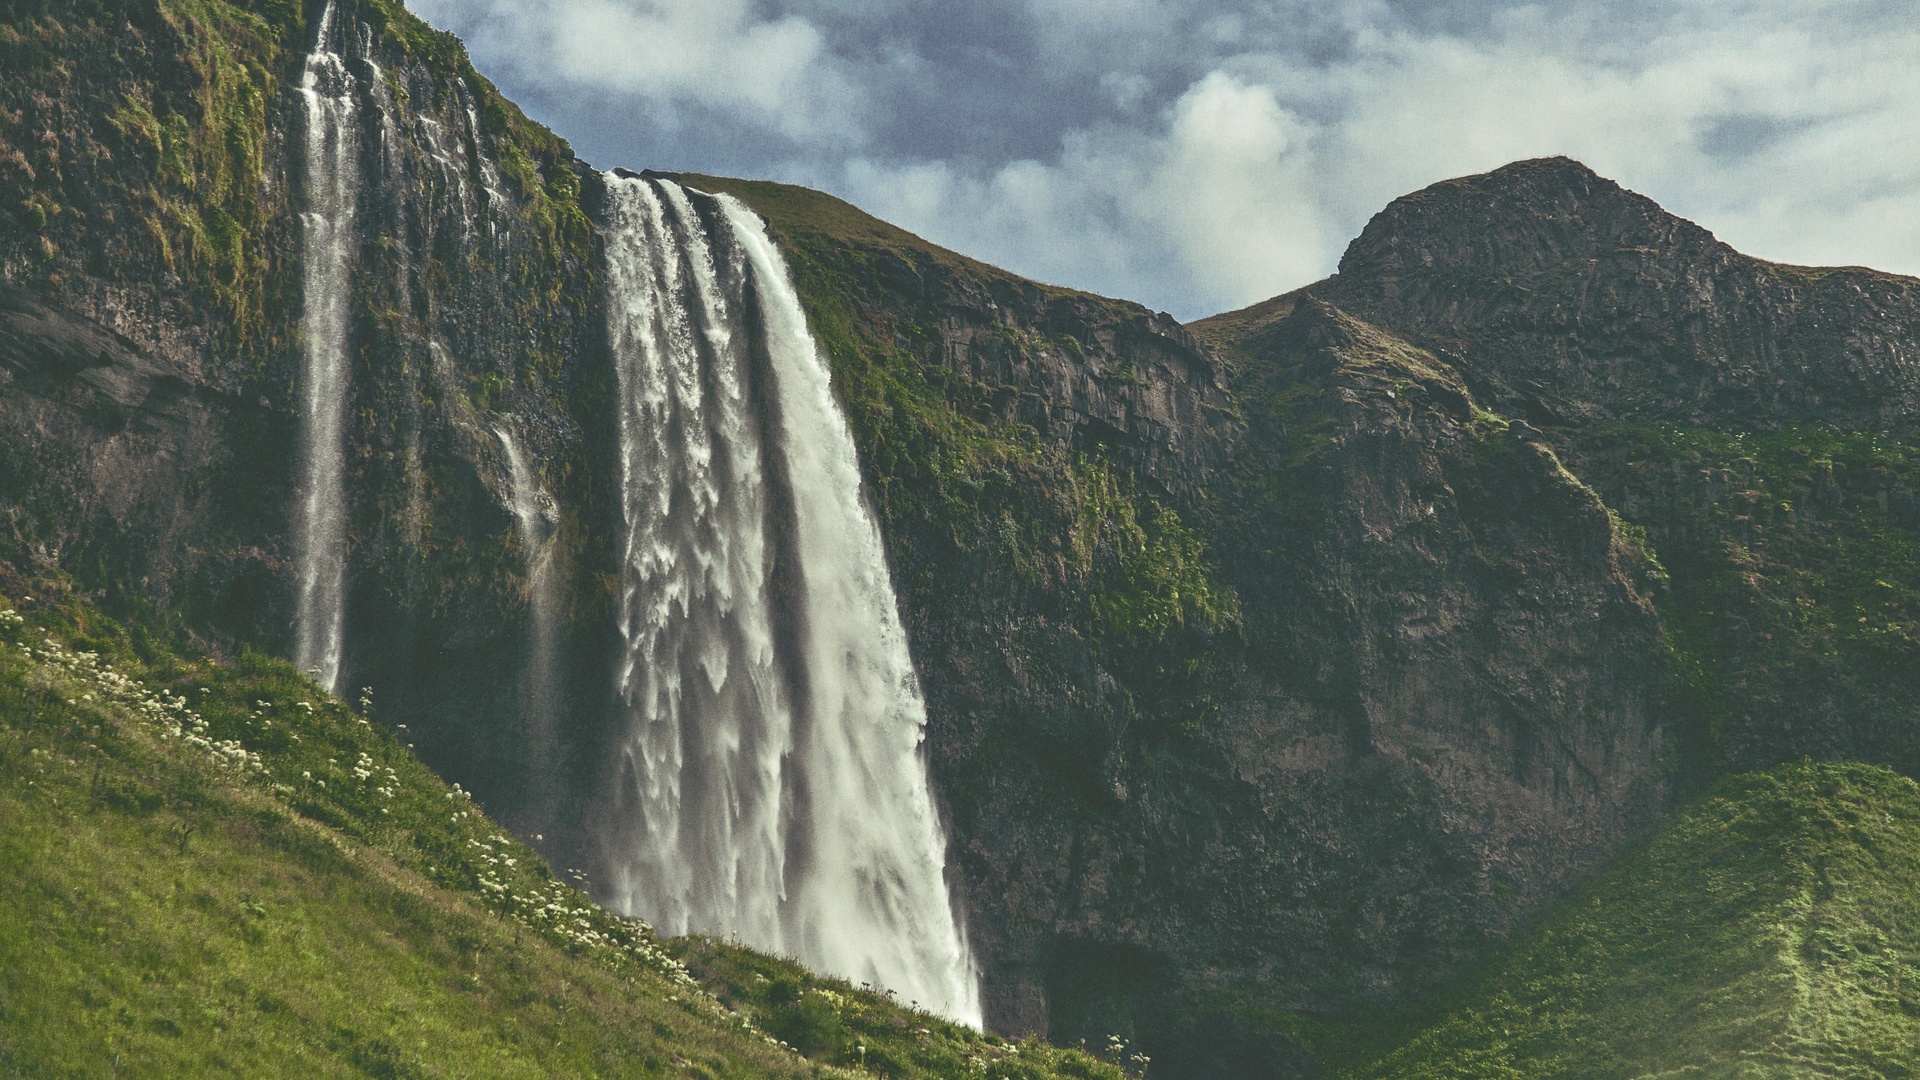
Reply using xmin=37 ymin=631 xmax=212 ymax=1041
xmin=601 ymin=173 xmax=981 ymax=1026
xmin=292 ymin=0 xmax=357 ymax=693
xmin=456 ymin=84 xmax=506 ymax=232
xmin=496 ymin=426 xmax=560 ymax=772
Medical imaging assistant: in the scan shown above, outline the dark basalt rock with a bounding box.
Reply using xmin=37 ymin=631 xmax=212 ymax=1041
xmin=1319 ymin=156 xmax=1920 ymax=429
xmin=0 ymin=287 xmax=289 ymax=646
xmin=1024 ymin=296 xmax=1674 ymax=1073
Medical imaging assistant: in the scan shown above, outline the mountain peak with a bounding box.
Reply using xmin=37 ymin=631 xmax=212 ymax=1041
xmin=1310 ymin=157 xmax=1920 ymax=428
xmin=1336 ymin=157 xmax=1724 ymax=285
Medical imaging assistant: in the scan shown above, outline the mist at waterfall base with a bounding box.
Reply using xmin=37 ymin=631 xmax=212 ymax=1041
xmin=598 ymin=173 xmax=981 ymax=1026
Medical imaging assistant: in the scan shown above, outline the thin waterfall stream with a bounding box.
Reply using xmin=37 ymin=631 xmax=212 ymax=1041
xmin=600 ymin=173 xmax=981 ymax=1025
xmin=292 ymin=0 xmax=356 ymax=693
xmin=497 ymin=426 xmax=561 ymax=781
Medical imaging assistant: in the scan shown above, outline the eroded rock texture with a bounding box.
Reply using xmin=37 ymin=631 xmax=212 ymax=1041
xmin=1318 ymin=156 xmax=1920 ymax=428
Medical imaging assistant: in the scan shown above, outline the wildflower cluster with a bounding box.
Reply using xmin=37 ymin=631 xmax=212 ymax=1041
xmin=1 ymin=595 xmax=790 ymax=1061
xmin=460 ymin=833 xmax=696 ymax=990
xmin=22 ymin=634 xmax=265 ymax=776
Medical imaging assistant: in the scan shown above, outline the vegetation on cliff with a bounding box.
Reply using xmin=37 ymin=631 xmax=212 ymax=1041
xmin=1331 ymin=760 xmax=1920 ymax=1077
xmin=0 ymin=575 xmax=1128 ymax=1079
xmin=670 ymin=174 xmax=1237 ymax=657
xmin=1568 ymin=424 xmax=1920 ymax=784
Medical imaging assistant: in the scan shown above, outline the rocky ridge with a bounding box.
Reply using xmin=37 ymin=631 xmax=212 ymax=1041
xmin=1316 ymin=156 xmax=1920 ymax=429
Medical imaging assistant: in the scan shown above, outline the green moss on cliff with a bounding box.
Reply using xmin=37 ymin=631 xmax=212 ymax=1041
xmin=0 ymin=1 xmax=291 ymax=351
xmin=1567 ymin=425 xmax=1920 ymax=777
xmin=145 ymin=0 xmax=284 ymax=344
xmin=673 ymin=174 xmax=1235 ymax=655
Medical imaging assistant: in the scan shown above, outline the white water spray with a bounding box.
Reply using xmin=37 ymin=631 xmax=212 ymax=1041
xmin=292 ymin=0 xmax=357 ymax=693
xmin=601 ymin=174 xmax=981 ymax=1025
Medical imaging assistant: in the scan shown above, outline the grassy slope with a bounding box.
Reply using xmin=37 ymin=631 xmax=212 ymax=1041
xmin=0 ymin=578 xmax=1127 ymax=1080
xmin=673 ymin=939 xmax=1135 ymax=1080
xmin=1192 ymin=289 xmax=1920 ymax=1078
xmin=0 ymin=582 xmax=809 ymax=1079
xmin=1331 ymin=760 xmax=1920 ymax=1078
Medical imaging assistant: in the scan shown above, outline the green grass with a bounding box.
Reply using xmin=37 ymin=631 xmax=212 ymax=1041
xmin=0 ymin=583 xmax=810 ymax=1078
xmin=0 ymin=580 xmax=1130 ymax=1079
xmin=672 ymin=938 xmax=1134 ymax=1080
xmin=1324 ymin=760 xmax=1920 ymax=1078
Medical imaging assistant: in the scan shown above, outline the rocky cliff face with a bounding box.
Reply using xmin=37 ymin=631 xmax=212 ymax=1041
xmin=0 ymin=0 xmax=605 ymax=848
xmin=1317 ymin=156 xmax=1920 ymax=429
xmin=7 ymin=8 xmax=1918 ymax=1078
xmin=1295 ymin=157 xmax=1920 ymax=793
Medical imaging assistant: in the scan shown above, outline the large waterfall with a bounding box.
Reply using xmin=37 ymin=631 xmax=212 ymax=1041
xmin=600 ymin=173 xmax=981 ymax=1025
xmin=292 ymin=0 xmax=356 ymax=693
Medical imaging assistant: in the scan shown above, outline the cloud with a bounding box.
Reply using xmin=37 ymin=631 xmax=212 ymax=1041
xmin=842 ymin=73 xmax=1332 ymax=316
xmin=406 ymin=0 xmax=856 ymax=142
xmin=840 ymin=3 xmax=1920 ymax=317
xmin=405 ymin=0 xmax=1920 ymax=319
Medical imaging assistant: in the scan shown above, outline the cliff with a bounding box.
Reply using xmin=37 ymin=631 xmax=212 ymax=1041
xmin=1315 ymin=156 xmax=1920 ymax=429
xmin=1276 ymin=156 xmax=1920 ymax=790
xmin=7 ymin=5 xmax=1920 ymax=1078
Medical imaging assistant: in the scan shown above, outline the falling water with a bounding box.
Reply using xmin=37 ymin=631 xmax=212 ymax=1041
xmin=456 ymin=84 xmax=506 ymax=231
xmin=496 ymin=427 xmax=560 ymax=761
xmin=292 ymin=0 xmax=357 ymax=693
xmin=601 ymin=173 xmax=981 ymax=1025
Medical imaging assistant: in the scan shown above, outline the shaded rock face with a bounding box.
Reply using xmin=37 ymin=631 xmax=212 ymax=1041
xmin=0 ymin=0 xmax=608 ymax=850
xmin=0 ymin=289 xmax=288 ymax=642
xmin=1320 ymin=156 xmax=1920 ymax=429
xmin=1003 ymin=298 xmax=1671 ymax=1075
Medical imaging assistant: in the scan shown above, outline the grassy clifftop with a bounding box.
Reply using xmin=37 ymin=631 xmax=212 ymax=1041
xmin=0 ymin=576 xmax=1129 ymax=1079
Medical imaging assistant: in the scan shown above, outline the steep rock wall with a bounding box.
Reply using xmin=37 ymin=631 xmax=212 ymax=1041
xmin=0 ymin=0 xmax=606 ymax=845
xmin=1130 ymin=297 xmax=1675 ymax=1076
xmin=1300 ymin=156 xmax=1920 ymax=801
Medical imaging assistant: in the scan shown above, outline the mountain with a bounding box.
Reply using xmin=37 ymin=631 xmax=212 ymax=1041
xmin=7 ymin=2 xmax=1920 ymax=1077
xmin=1223 ymin=156 xmax=1920 ymax=790
xmin=1339 ymin=760 xmax=1920 ymax=1076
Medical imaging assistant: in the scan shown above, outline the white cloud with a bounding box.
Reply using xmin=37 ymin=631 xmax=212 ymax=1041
xmin=841 ymin=74 xmax=1332 ymax=316
xmin=408 ymin=0 xmax=1920 ymax=318
xmin=840 ymin=4 xmax=1920 ymax=317
xmin=407 ymin=0 xmax=856 ymax=141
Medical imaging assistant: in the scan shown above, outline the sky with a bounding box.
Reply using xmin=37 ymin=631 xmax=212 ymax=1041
xmin=404 ymin=0 xmax=1920 ymax=321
